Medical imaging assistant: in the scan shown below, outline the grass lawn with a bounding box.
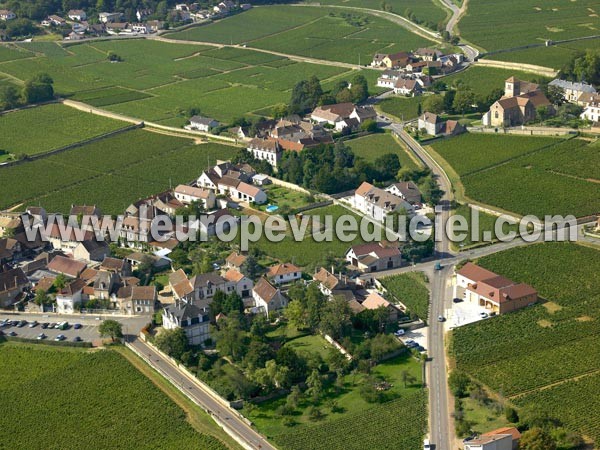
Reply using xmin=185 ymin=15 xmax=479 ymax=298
xmin=462 ymin=397 xmax=514 ymax=435
xmin=345 ymin=131 xmax=421 ymax=170
xmin=450 ymin=243 xmax=600 ymax=443
xmin=168 ymin=6 xmax=434 ymax=65
xmin=0 ymin=103 xmax=127 ymax=157
xmin=378 ymin=95 xmax=426 ymax=122
xmin=258 ymin=185 xmax=315 ymax=213
xmin=0 ymin=343 xmax=231 ymax=450
xmin=285 ymin=334 xmax=336 ymax=361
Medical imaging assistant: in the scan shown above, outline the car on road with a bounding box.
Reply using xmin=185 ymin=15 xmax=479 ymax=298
xmin=434 ymin=262 xmax=442 ymax=271
xmin=453 ymin=297 xmax=463 ymax=303
xmin=479 ymin=312 xmax=489 ymax=318
xmin=29 ymin=321 xmax=38 ymax=328
xmin=37 ymin=333 xmax=46 ymax=340
xmin=8 ymin=331 xmax=17 ymax=336
xmin=41 ymin=323 xmax=49 ymax=329
xmin=73 ymin=336 xmax=82 ymax=342
xmin=54 ymin=334 xmax=66 ymax=341
xmin=74 ymin=323 xmax=82 ymax=329
xmin=438 ymin=315 xmax=445 ymax=322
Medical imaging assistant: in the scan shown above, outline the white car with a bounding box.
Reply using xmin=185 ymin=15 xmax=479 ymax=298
xmin=395 ymin=329 xmax=405 ymax=336
xmin=424 ymin=438 xmax=431 ymax=449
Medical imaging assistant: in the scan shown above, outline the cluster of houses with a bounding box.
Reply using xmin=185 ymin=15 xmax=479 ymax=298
xmin=417 ymin=112 xmax=466 ymax=138
xmin=548 ymin=79 xmax=600 ymax=125
xmin=373 ymin=48 xmax=464 ymax=96
xmin=173 ymin=1 xmax=250 ymax=23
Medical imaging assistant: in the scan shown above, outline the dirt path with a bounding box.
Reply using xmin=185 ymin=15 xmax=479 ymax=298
xmin=474 ymin=58 xmax=558 ymax=77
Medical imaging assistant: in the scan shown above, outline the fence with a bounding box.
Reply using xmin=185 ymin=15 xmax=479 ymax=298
xmin=467 ymin=126 xmax=576 ymax=137
xmin=269 ymin=177 xmax=312 ymax=194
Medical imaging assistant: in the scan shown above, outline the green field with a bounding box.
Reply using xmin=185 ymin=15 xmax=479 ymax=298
xmin=345 ymin=132 xmax=420 ymax=170
xmin=460 ymin=0 xmax=600 ymax=52
xmin=0 ymin=39 xmax=356 ymax=124
xmin=0 ymin=343 xmax=229 ymax=450
xmin=0 ymin=103 xmax=127 ymax=157
xmin=441 ymin=66 xmax=548 ymax=97
xmin=378 ymin=95 xmax=426 ymax=121
xmin=248 ymin=352 xmax=427 ymax=450
xmin=451 ymin=205 xmax=520 ymax=249
xmin=0 ymin=129 xmax=237 ymax=213
xmin=450 ymin=243 xmax=600 ymax=443
xmin=380 ymin=272 xmax=430 ymax=320
xmin=484 ymin=37 xmax=600 ymax=69
xmin=168 ymin=6 xmax=434 ymax=65
xmin=429 ymin=135 xmax=600 ymax=217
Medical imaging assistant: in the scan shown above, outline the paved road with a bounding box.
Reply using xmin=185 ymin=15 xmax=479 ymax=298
xmin=128 ymin=337 xmax=275 ymax=450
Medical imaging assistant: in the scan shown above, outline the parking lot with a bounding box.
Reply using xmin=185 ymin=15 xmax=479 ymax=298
xmin=397 ymin=326 xmax=428 ymax=353
xmin=1 ymin=318 xmax=100 ymax=343
xmin=447 ymin=285 xmax=493 ymax=329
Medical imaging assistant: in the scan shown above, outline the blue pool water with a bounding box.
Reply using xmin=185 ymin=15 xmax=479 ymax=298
xmin=266 ymin=204 xmax=279 ymax=213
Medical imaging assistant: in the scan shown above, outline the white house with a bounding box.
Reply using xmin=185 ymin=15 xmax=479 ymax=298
xmin=186 ymin=115 xmax=219 ymax=132
xmin=42 ymin=15 xmax=66 ymax=26
xmin=223 ymin=269 xmax=253 ymax=297
xmin=266 ymin=263 xmax=302 ymax=284
xmin=353 ymin=181 xmax=412 ymax=222
xmin=247 ymin=138 xmax=281 ymax=167
xmin=99 ymin=12 xmax=122 ymax=23
xmin=252 ymin=277 xmax=287 ymax=316
xmin=385 ymin=181 xmax=422 ymax=206
xmin=162 ymin=301 xmax=211 ymax=345
xmin=55 ymin=279 xmax=85 ymax=314
xmin=549 ymin=79 xmax=596 ymax=103
xmin=68 ymin=9 xmax=87 ymax=21
xmin=0 ymin=10 xmax=16 ymax=20
xmin=130 ymin=23 xmax=151 ymax=34
xmin=174 ymin=184 xmax=216 ymax=209
xmin=580 ymin=96 xmax=600 ymax=122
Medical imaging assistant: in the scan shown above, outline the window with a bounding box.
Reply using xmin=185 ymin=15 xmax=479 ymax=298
xmin=494 ymin=111 xmax=499 ymax=119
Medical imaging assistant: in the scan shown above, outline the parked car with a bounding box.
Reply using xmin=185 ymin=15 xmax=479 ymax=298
xmin=55 ymin=334 xmax=66 ymax=341
xmin=74 ymin=323 xmax=82 ymax=330
xmin=41 ymin=323 xmax=49 ymax=329
xmin=479 ymin=312 xmax=489 ymax=318
xmin=73 ymin=336 xmax=82 ymax=342
xmin=438 ymin=315 xmax=445 ymax=322
xmin=17 ymin=320 xmax=27 ymax=328
xmin=453 ymin=297 xmax=463 ymax=303
xmin=37 ymin=333 xmax=46 ymax=340
xmin=8 ymin=331 xmax=17 ymax=336
xmin=48 ymin=322 xmax=57 ymax=329
xmin=28 ymin=321 xmax=38 ymax=328
xmin=394 ymin=329 xmax=405 ymax=336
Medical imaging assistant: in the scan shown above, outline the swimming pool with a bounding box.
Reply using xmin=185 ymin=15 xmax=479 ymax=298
xmin=265 ymin=204 xmax=279 ymax=213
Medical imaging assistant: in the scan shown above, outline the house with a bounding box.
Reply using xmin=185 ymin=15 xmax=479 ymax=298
xmin=483 ymin=77 xmax=552 ymax=127
xmin=124 ymin=252 xmax=170 ymax=271
xmin=267 ymin=263 xmax=302 ymax=284
xmin=170 ymin=270 xmax=234 ymax=303
xmin=252 ymin=277 xmax=287 ymax=315
xmin=345 ymin=242 xmax=401 ymax=272
xmin=162 ymin=301 xmax=211 ymax=345
xmin=68 ymin=9 xmax=87 ymax=21
xmin=311 ymin=103 xmax=376 ymax=126
xmin=353 ymin=182 xmax=413 ymax=222
xmin=456 ymin=263 xmax=537 ymax=314
xmin=414 ymin=48 xmax=442 ymax=61
xmin=174 ymin=184 xmax=216 ymax=209
xmin=313 ymin=267 xmax=354 ymax=297
xmin=580 ymin=95 xmax=600 ymax=122
xmin=47 ymin=255 xmax=87 ymax=278
xmin=385 ymin=181 xmax=422 ymax=206
xmin=361 ymin=292 xmax=399 ymax=322
xmin=130 ymin=23 xmax=151 ymax=34
xmin=0 ymin=237 xmax=20 ymax=263
xmin=548 ymin=79 xmax=596 ymax=103
xmin=118 ymin=285 xmax=156 ymax=315
xmin=393 ymin=78 xmax=422 ymax=96
xmin=417 ymin=112 xmax=466 ymax=137
xmin=0 ymin=213 xmax=22 ymax=236
xmin=464 ymin=427 xmax=521 ymax=450
xmin=371 ymin=51 xmax=413 ymax=69
xmin=42 ymin=15 xmax=66 ymax=26
xmin=223 ymin=269 xmax=253 ymax=298
xmin=70 ymin=204 xmax=101 ymax=220
xmin=106 ymin=22 xmax=128 ymax=34
xmin=55 ymin=278 xmax=86 ymax=313
xmin=225 ymin=251 xmax=247 ymax=270
xmin=247 ymin=138 xmax=282 ymax=167
xmin=232 ymin=181 xmax=267 ymax=205
xmin=99 ymin=12 xmax=122 ymax=23
xmin=73 ymin=239 xmax=110 ymax=262
xmin=92 ymin=270 xmax=118 ymax=300
xmin=0 ymin=267 xmax=29 ymax=307
xmin=0 ymin=10 xmax=16 ymax=20
xmin=187 ymin=116 xmax=219 ymax=132
xmin=100 ymin=256 xmax=131 ymax=276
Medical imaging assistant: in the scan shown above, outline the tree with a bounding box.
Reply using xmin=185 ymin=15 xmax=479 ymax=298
xmin=244 ymin=339 xmax=275 ymax=370
xmin=241 ymin=255 xmax=260 ymax=280
xmin=443 ymin=90 xmax=456 ymax=114
xmin=252 ymin=360 xmax=290 ymax=390
xmin=0 ymin=85 xmax=19 ymax=111
xmin=285 ymin=300 xmax=308 ymax=330
xmin=34 ymin=289 xmax=51 ymax=306
xmin=99 ymin=320 xmax=123 ymax=343
xmin=520 ymin=427 xmax=557 ymax=450
xmin=401 ymin=369 xmax=417 ymax=388
xmin=155 ymin=327 xmax=188 ymax=360
xmin=53 ymin=274 xmax=67 ymax=290
xmin=306 ymin=369 xmax=323 ymax=401
xmin=422 ymin=94 xmax=444 ymax=114
xmin=453 ymin=89 xmax=475 ymax=115
xmin=350 ymin=74 xmax=369 ymax=103
xmin=319 ymin=296 xmax=353 ymax=339
xmin=373 ymin=153 xmax=400 ymax=181
xmin=360 ymin=118 xmax=378 ymax=133
xmin=448 ymin=370 xmax=471 ymax=398
xmin=504 ymin=407 xmax=519 ymax=423
xmin=214 ymin=314 xmax=248 ymax=362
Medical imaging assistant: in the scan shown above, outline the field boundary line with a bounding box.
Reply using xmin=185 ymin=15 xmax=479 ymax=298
xmin=474 ymin=59 xmax=557 ymax=77
xmin=508 ymin=368 xmax=600 ymax=400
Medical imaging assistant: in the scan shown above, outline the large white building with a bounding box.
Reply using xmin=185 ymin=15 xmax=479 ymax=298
xmin=247 ymin=138 xmax=281 ymax=167
xmin=353 ymin=181 xmax=413 ymax=222
xmin=162 ymin=301 xmax=211 ymax=345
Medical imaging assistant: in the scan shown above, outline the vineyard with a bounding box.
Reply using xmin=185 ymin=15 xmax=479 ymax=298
xmin=450 ymin=243 xmax=600 ymax=442
xmin=451 ymin=205 xmax=520 ymax=249
xmin=0 ymin=103 xmax=127 ymax=157
xmin=0 ymin=129 xmax=237 ymax=214
xmin=0 ymin=343 xmax=228 ymax=450
xmin=380 ymin=272 xmax=430 ymax=321
xmin=345 ymin=132 xmax=420 ymax=170
xmin=274 ymin=391 xmax=427 ymax=450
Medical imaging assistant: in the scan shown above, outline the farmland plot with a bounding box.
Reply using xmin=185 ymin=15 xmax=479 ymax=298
xmin=345 ymin=132 xmax=420 ymax=170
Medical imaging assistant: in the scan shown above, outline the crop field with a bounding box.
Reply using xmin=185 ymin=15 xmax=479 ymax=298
xmin=378 ymin=95 xmax=426 ymax=122
xmin=168 ymin=6 xmax=434 ymax=64
xmin=0 ymin=343 xmax=228 ymax=450
xmin=380 ymin=272 xmax=430 ymax=320
xmin=450 ymin=243 xmax=600 ymax=443
xmin=345 ymin=132 xmax=420 ymax=170
xmin=441 ymin=66 xmax=548 ymax=97
xmin=484 ymin=37 xmax=600 ymax=69
xmin=0 ymin=103 xmax=127 ymax=157
xmin=429 ymin=135 xmax=600 ymax=217
xmin=0 ymin=39 xmax=358 ymax=124
xmin=460 ymin=0 xmax=600 ymax=52
xmin=0 ymin=129 xmax=237 ymax=214
xmin=451 ymin=205 xmax=520 ymax=249
xmin=429 ymin=133 xmax=562 ymax=176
